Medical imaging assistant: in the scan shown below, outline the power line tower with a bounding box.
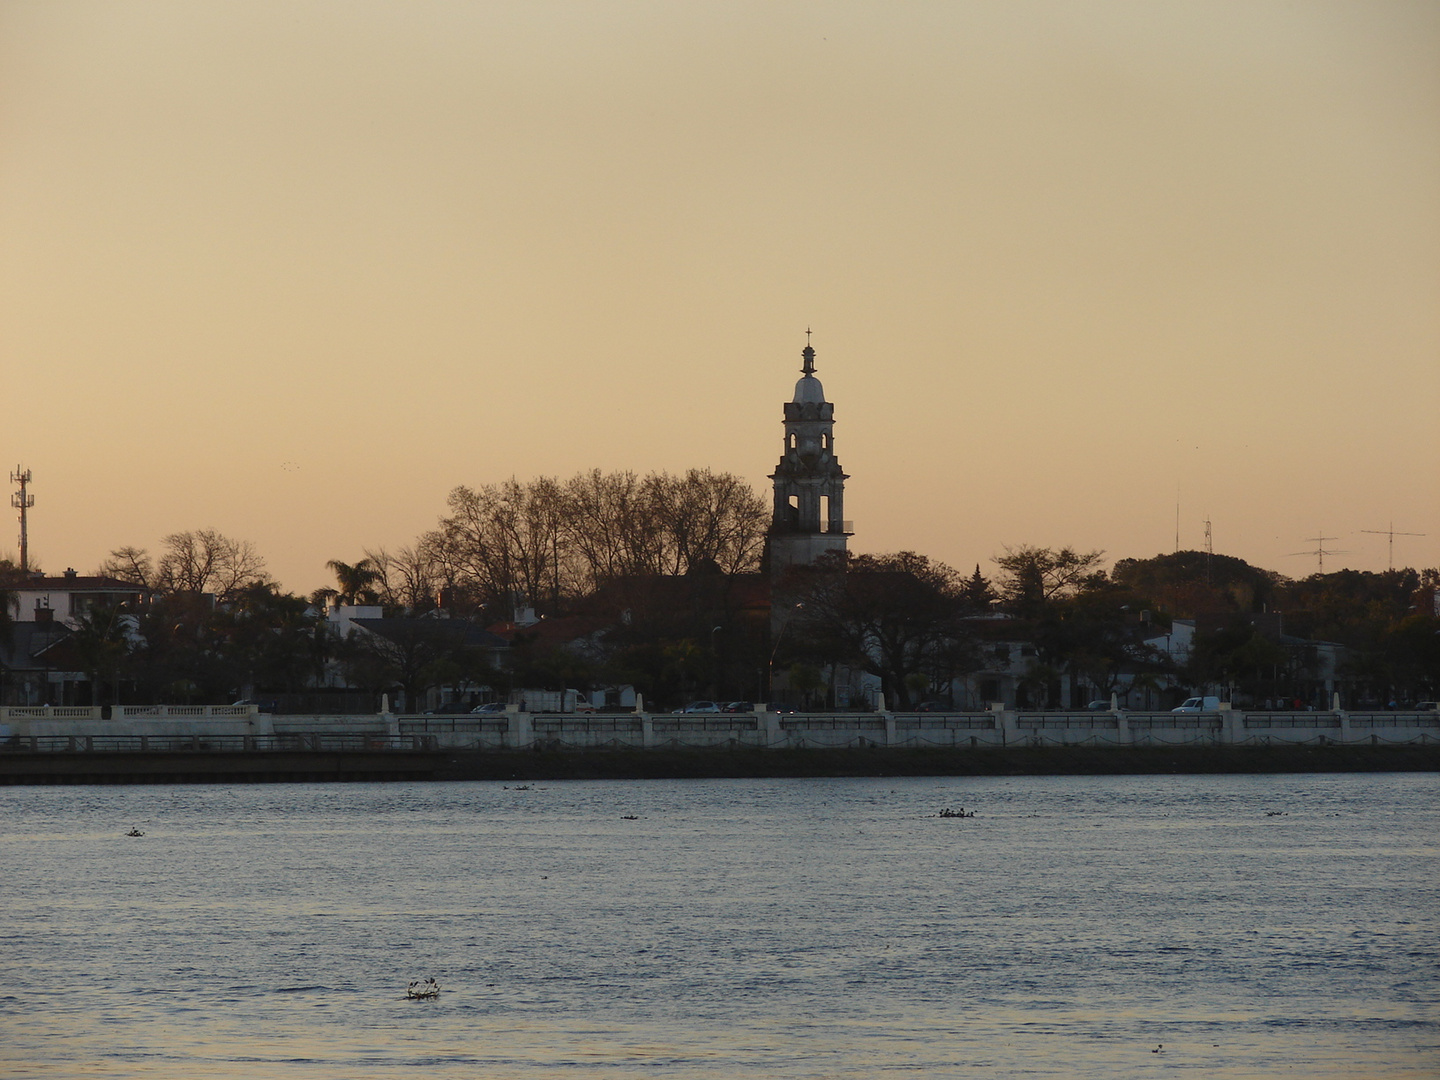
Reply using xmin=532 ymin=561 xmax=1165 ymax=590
xmin=10 ymin=466 xmax=33 ymax=572
xmin=1286 ymin=533 xmax=1349 ymax=574
xmin=1360 ymin=522 xmax=1426 ymax=572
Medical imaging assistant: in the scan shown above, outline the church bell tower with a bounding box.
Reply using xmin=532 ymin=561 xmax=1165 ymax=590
xmin=768 ymin=334 xmax=849 ymax=573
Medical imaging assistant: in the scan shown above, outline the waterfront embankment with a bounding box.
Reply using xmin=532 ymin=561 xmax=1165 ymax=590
xmin=2 ymin=703 xmax=1434 ymax=784
xmin=2 ymin=743 xmax=1436 ymax=785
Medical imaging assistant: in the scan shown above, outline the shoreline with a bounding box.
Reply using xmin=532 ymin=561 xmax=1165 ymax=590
xmin=1 ymin=743 xmax=1436 ymax=785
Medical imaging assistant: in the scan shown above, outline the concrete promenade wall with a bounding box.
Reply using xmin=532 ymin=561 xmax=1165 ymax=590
xmin=2 ymin=705 xmax=1434 ymax=752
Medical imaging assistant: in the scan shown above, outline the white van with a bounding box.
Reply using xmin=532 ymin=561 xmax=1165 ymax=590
xmin=1172 ymin=696 xmax=1221 ymax=713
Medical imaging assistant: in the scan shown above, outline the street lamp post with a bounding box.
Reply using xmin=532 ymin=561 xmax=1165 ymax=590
xmin=710 ymin=625 xmax=722 ymax=699
xmin=767 ymin=603 xmax=803 ymax=705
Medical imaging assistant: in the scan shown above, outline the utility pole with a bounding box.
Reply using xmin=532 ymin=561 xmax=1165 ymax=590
xmin=10 ymin=466 xmax=32 ymax=572
xmin=1360 ymin=522 xmax=1426 ymax=572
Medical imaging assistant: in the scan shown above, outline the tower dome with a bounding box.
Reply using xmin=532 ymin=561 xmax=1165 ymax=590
xmin=793 ymin=374 xmax=825 ymax=404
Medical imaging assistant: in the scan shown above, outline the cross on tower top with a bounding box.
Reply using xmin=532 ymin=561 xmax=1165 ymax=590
xmin=801 ymin=330 xmax=816 ymax=375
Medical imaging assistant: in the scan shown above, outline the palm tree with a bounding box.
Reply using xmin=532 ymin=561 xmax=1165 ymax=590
xmin=325 ymin=558 xmax=381 ymax=606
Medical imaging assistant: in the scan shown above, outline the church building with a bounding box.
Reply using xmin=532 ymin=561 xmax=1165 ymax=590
xmin=767 ymin=336 xmax=850 ymax=574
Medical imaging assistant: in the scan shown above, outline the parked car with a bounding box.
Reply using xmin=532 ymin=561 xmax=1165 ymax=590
xmin=722 ymin=701 xmax=755 ymax=713
xmin=913 ymin=701 xmax=949 ymax=712
xmin=470 ymin=702 xmax=508 ymax=714
xmin=1416 ymin=701 xmax=1437 ymax=712
xmin=1172 ymin=696 xmax=1221 ymax=713
xmin=678 ymin=700 xmax=722 ymax=714
xmin=1085 ymin=700 xmax=1113 ymax=711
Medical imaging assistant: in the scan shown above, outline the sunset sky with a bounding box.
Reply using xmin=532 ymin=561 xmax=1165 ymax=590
xmin=2 ymin=1 xmax=1436 ymax=596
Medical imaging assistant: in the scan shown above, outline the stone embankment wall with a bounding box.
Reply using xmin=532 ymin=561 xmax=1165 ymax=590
xmin=1 ymin=704 xmax=1434 ymax=752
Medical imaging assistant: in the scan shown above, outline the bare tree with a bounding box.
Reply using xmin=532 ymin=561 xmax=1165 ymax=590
xmin=429 ymin=469 xmax=767 ymax=614
xmin=364 ymin=543 xmax=445 ymax=612
xmin=153 ymin=530 xmax=270 ymax=600
xmin=644 ymin=469 xmax=769 ymax=577
xmin=437 ymin=478 xmax=578 ymax=614
xmin=98 ymin=546 xmax=154 ymax=588
xmin=563 ymin=469 xmax=659 ymax=581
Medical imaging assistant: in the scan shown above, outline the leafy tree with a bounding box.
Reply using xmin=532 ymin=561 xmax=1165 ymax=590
xmin=1032 ymin=585 xmax=1168 ymax=701
xmin=1275 ymin=568 xmax=1419 ymax=646
xmin=1110 ymin=550 xmax=1281 ymax=617
xmin=789 ymin=551 xmax=974 ymax=709
xmin=0 ymin=564 xmax=16 ymax=652
xmin=1184 ymin=618 xmax=1290 ymax=700
xmin=211 ymin=585 xmax=323 ymax=699
xmin=1377 ymin=613 xmax=1440 ymax=702
xmin=67 ymin=604 xmax=136 ymax=705
xmin=338 ymin=618 xmax=494 ymax=712
xmin=993 ymin=545 xmax=1106 ymax=618
xmin=594 ymin=569 xmax=764 ymax=705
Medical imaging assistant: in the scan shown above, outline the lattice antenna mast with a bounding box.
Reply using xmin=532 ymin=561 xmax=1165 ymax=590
xmin=1360 ymin=522 xmax=1426 ymax=572
xmin=1285 ymin=533 xmax=1349 ymax=574
xmin=9 ymin=466 xmax=33 ymax=573
xmin=1203 ymin=515 xmax=1213 ymax=585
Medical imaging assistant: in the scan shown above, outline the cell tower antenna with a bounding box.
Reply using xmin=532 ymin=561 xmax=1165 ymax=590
xmin=10 ymin=465 xmax=33 ymax=573
xmin=1174 ymin=494 xmax=1180 ymax=554
xmin=1360 ymin=522 xmax=1426 ymax=572
xmin=1203 ymin=515 xmax=1213 ymax=585
xmin=1285 ymin=532 xmax=1349 ymax=574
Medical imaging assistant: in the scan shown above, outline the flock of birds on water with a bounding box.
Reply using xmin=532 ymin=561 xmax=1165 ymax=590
xmin=406 ymin=977 xmax=441 ymax=999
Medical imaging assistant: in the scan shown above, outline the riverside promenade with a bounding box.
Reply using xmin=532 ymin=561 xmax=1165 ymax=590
xmin=1 ymin=704 xmax=1435 ymax=784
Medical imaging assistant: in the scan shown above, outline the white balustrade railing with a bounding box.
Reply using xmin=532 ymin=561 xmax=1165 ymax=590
xmin=1 ymin=706 xmax=1435 ymax=752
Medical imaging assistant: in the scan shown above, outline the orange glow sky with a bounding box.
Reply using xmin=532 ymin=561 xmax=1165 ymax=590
xmin=2 ymin=1 xmax=1437 ymax=595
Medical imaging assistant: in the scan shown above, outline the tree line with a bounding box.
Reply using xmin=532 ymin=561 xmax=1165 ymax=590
xmin=2 ymin=474 xmax=1435 ymax=710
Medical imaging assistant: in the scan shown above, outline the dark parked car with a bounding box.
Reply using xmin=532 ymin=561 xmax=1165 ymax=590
xmin=722 ymin=701 xmax=755 ymax=713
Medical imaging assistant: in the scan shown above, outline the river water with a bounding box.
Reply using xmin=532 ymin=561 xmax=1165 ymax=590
xmin=1 ymin=773 xmax=1435 ymax=1078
